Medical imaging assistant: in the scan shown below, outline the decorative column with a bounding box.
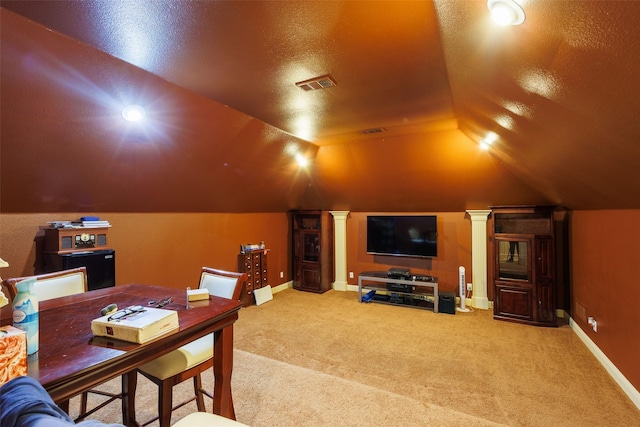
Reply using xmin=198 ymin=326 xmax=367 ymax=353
xmin=465 ymin=210 xmax=491 ymax=309
xmin=330 ymin=211 xmax=349 ymax=291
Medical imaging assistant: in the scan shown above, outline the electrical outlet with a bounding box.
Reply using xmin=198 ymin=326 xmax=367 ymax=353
xmin=466 ymin=283 xmax=473 ymax=291
xmin=280 ymin=271 xmax=284 ymax=279
xmin=349 ymin=271 xmax=354 ymax=279
xmin=587 ymin=316 xmax=598 ymax=332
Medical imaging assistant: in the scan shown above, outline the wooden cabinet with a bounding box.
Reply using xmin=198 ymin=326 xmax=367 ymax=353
xmin=237 ymin=249 xmax=268 ymax=306
xmin=491 ymin=206 xmax=560 ymax=326
xmin=291 ymin=210 xmax=334 ymax=293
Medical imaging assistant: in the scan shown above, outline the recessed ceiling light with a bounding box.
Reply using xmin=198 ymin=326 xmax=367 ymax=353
xmin=484 ymin=132 xmax=499 ymax=145
xmin=295 ymin=153 xmax=309 ymax=167
xmin=479 ymin=132 xmax=499 ymax=149
xmin=487 ymin=0 xmax=525 ymax=26
xmin=122 ymin=105 xmax=145 ymax=122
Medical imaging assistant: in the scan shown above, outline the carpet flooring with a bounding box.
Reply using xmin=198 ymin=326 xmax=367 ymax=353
xmin=69 ymin=289 xmax=640 ymax=426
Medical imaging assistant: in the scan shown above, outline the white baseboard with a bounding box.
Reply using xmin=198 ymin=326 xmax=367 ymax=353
xmin=570 ymin=317 xmax=640 ymax=410
xmin=346 ymin=283 xmax=359 ymax=292
xmin=271 ymin=281 xmax=293 ymax=294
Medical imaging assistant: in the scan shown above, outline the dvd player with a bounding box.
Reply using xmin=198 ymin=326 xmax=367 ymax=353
xmin=387 ymin=267 xmax=412 ymax=280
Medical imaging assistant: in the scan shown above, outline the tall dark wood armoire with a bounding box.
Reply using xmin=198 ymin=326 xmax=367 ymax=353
xmin=291 ymin=210 xmax=334 ymax=293
xmin=491 ymin=205 xmax=563 ymax=327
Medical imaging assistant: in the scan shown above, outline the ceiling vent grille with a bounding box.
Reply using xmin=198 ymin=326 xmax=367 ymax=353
xmin=359 ymin=127 xmax=386 ymax=135
xmin=295 ymin=74 xmax=337 ymax=91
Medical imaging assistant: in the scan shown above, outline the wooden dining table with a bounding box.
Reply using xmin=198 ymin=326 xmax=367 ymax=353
xmin=0 ymin=283 xmax=243 ymax=426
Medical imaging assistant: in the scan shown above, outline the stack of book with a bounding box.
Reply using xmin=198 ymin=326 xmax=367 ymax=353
xmin=76 ymin=217 xmax=111 ymax=228
xmin=47 ymin=217 xmax=111 ymax=229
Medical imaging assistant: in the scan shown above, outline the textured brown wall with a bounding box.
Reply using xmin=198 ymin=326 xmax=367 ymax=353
xmin=1 ymin=211 xmax=474 ymax=296
xmin=3 ymin=209 xmax=639 ymax=393
xmin=0 ymin=213 xmax=291 ymax=290
xmin=571 ymin=210 xmax=640 ymax=389
xmin=345 ymin=212 xmax=473 ymax=295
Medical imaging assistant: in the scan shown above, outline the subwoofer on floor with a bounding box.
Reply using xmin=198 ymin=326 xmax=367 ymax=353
xmin=439 ymin=291 xmax=456 ymax=315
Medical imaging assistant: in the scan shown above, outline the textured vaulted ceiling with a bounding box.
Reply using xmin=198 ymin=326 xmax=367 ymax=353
xmin=1 ymin=0 xmax=639 ymax=213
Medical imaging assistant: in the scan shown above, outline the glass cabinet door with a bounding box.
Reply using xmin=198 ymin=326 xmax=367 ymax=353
xmin=496 ymin=238 xmax=530 ymax=281
xmin=302 ymin=232 xmax=320 ymax=262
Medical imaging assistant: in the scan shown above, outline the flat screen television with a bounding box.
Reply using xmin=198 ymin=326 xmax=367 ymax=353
xmin=366 ymin=215 xmax=437 ymax=258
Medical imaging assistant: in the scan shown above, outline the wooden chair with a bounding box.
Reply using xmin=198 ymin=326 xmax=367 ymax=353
xmin=2 ymin=266 xmax=88 ymax=302
xmin=1 ymin=280 xmax=16 ymax=305
xmin=127 ymin=267 xmax=247 ymax=427
xmin=2 ymin=267 xmax=123 ymax=422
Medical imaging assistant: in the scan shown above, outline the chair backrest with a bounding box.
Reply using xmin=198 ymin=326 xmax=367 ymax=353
xmin=198 ymin=267 xmax=247 ymax=301
xmin=1 ymin=280 xmax=17 ymax=304
xmin=2 ymin=267 xmax=88 ymax=302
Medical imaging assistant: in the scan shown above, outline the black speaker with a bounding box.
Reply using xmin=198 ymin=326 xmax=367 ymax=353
xmin=43 ymin=249 xmax=115 ymax=291
xmin=439 ymin=291 xmax=456 ymax=315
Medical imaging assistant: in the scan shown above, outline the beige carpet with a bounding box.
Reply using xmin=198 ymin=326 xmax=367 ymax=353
xmin=70 ymin=289 xmax=640 ymax=426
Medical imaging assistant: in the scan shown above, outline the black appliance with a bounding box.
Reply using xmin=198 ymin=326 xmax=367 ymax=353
xmin=386 ymin=268 xmax=414 ymax=292
xmin=439 ymin=291 xmax=456 ymax=315
xmin=387 ymin=267 xmax=412 ymax=280
xmin=44 ymin=249 xmax=115 ymax=291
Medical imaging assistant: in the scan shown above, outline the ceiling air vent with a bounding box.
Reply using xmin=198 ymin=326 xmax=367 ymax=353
xmin=295 ymin=74 xmax=337 ymax=91
xmin=359 ymin=127 xmax=386 ymax=135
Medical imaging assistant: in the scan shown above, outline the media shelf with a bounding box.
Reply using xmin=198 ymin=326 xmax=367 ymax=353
xmin=358 ymin=272 xmax=439 ymax=313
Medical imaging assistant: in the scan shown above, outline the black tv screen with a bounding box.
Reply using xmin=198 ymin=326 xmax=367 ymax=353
xmin=366 ymin=215 xmax=437 ymax=258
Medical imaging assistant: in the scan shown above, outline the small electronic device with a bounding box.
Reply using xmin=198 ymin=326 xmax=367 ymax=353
xmin=44 ymin=227 xmax=110 ymax=254
xmin=387 ymin=268 xmax=412 ymax=280
xmin=386 ymin=283 xmax=415 ymax=293
xmin=387 ymin=268 xmax=414 ymax=292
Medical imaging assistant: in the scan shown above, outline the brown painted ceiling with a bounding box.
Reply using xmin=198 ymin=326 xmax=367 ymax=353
xmin=1 ymin=1 xmax=639 ymax=213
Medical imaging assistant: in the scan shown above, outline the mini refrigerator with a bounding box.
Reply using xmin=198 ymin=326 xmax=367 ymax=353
xmin=44 ymin=249 xmax=115 ymax=291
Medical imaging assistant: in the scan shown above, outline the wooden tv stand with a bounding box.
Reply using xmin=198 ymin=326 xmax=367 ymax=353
xmin=358 ymin=272 xmax=439 ymax=313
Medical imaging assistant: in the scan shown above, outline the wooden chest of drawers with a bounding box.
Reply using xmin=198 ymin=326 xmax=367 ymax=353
xmin=237 ymin=249 xmax=268 ymax=306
